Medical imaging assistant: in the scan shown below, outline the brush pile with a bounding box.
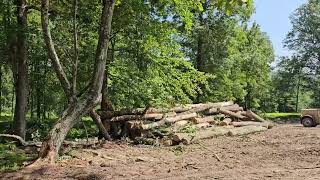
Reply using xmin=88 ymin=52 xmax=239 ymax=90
xmin=99 ymin=101 xmax=274 ymax=146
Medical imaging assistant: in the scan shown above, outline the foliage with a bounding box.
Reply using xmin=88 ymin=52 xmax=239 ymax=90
xmin=0 ymin=0 xmax=300 ymax=148
xmin=284 ymin=0 xmax=320 ymax=74
xmin=0 ymin=143 xmax=37 ymax=172
xmin=278 ymin=0 xmax=320 ymax=110
xmin=263 ymin=112 xmax=301 ymax=119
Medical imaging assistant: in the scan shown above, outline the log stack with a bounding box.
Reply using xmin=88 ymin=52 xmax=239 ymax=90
xmin=99 ymin=101 xmax=273 ymax=146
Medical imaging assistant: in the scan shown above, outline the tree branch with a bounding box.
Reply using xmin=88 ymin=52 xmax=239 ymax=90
xmin=90 ymin=0 xmax=115 ymax=93
xmin=72 ymin=0 xmax=79 ymax=96
xmin=41 ymin=0 xmax=72 ymax=98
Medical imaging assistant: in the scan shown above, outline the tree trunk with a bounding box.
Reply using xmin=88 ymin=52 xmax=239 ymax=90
xmin=218 ymin=108 xmax=246 ymax=120
xmin=241 ymin=110 xmax=266 ymax=122
xmin=295 ymin=76 xmax=300 ymax=112
xmin=71 ymin=0 xmax=79 ymax=96
xmin=195 ymin=1 xmax=209 ymax=103
xmin=90 ymin=110 xmax=111 ymax=141
xmin=36 ymin=97 xmax=100 ymax=164
xmin=231 ymin=121 xmax=273 ymax=129
xmin=0 ymin=65 xmax=2 ymax=116
xmin=227 ymin=126 xmax=267 ymax=136
xmin=33 ymin=0 xmax=116 ymax=164
xmin=204 ymin=104 xmax=242 ymax=115
xmin=141 ymin=112 xmax=197 ymax=130
xmin=13 ymin=0 xmax=28 ymax=139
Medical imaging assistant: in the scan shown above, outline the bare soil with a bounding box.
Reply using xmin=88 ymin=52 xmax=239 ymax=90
xmin=2 ymin=123 xmax=320 ymax=180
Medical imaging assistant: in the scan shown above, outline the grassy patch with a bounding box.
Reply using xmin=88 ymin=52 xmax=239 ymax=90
xmin=0 ymin=143 xmax=37 ymax=172
xmin=263 ymin=112 xmax=300 ymax=119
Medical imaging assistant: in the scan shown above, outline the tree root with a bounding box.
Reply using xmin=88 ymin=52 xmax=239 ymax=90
xmin=0 ymin=134 xmax=41 ymax=147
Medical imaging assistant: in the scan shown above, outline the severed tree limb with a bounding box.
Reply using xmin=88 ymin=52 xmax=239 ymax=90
xmin=90 ymin=110 xmax=112 ymax=141
xmin=218 ymin=108 xmax=246 ymax=120
xmin=142 ymin=112 xmax=197 ymax=130
xmin=0 ymin=134 xmax=41 ymax=147
xmin=241 ymin=110 xmax=267 ymax=122
xmin=231 ymin=121 xmax=273 ymax=129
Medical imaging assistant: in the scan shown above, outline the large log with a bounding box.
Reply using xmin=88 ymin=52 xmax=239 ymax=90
xmin=218 ymin=108 xmax=246 ymax=119
xmin=142 ymin=112 xmax=197 ymax=130
xmin=110 ymin=115 xmax=140 ymax=122
xmin=110 ymin=113 xmax=164 ymax=122
xmin=101 ymin=101 xmax=233 ymax=119
xmin=171 ymin=125 xmax=267 ymax=145
xmin=231 ymin=121 xmax=274 ymax=129
xmin=204 ymin=104 xmax=243 ymax=115
xmin=165 ymin=112 xmax=198 ymax=123
xmin=180 ymin=101 xmax=235 ymax=115
xmin=241 ymin=110 xmax=266 ymax=122
xmin=173 ymin=120 xmax=189 ymax=130
xmin=219 ymin=118 xmax=232 ymax=126
xmin=100 ymin=105 xmax=192 ymax=119
xmin=227 ymin=126 xmax=267 ymax=136
xmin=191 ymin=117 xmax=217 ymax=125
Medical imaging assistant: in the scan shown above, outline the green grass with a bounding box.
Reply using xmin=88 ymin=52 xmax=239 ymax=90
xmin=0 ymin=113 xmax=98 ymax=172
xmin=0 ymin=143 xmax=37 ymax=172
xmin=263 ymin=112 xmax=301 ymax=119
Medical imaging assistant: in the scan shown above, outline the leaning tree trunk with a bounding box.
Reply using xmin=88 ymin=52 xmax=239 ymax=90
xmin=13 ymin=0 xmax=28 ymax=139
xmin=36 ymin=94 xmax=100 ymax=164
xmin=33 ymin=0 xmax=116 ymax=164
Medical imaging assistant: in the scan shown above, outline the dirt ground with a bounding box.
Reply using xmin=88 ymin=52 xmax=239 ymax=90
xmin=2 ymin=122 xmax=320 ymax=180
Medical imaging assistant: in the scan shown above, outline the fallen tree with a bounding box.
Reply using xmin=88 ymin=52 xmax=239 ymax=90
xmin=241 ymin=110 xmax=267 ymax=122
xmin=100 ymin=101 xmax=273 ymax=146
xmin=171 ymin=125 xmax=268 ymax=145
xmin=227 ymin=126 xmax=267 ymax=136
xmin=218 ymin=108 xmax=246 ymax=120
xmin=231 ymin=121 xmax=274 ymax=129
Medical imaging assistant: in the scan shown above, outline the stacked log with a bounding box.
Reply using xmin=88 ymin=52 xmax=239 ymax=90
xmin=99 ymin=101 xmax=274 ymax=146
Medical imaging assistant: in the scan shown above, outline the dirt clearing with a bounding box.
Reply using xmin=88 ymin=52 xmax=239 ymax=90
xmin=2 ymin=123 xmax=320 ymax=180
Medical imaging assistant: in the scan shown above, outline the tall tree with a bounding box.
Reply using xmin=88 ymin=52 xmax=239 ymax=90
xmin=34 ymin=0 xmax=116 ymax=164
xmin=284 ymin=0 xmax=320 ymax=74
xmin=12 ymin=0 xmax=29 ymax=139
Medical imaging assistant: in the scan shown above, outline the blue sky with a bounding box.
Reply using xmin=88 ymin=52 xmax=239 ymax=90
xmin=251 ymin=0 xmax=307 ymax=59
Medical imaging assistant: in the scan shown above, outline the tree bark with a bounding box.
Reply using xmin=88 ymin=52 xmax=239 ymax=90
xmin=34 ymin=0 xmax=116 ymax=164
xmin=295 ymin=76 xmax=300 ymax=112
xmin=90 ymin=110 xmax=111 ymax=141
xmin=219 ymin=118 xmax=232 ymax=126
xmin=141 ymin=112 xmax=197 ymax=130
xmin=0 ymin=65 xmax=2 ymax=115
xmin=241 ymin=110 xmax=266 ymax=122
xmin=71 ymin=0 xmax=79 ymax=96
xmin=13 ymin=0 xmax=28 ymax=139
xmin=231 ymin=121 xmax=273 ymax=129
xmin=204 ymin=104 xmax=242 ymax=115
xmin=218 ymin=108 xmax=246 ymax=120
xmin=227 ymin=126 xmax=267 ymax=136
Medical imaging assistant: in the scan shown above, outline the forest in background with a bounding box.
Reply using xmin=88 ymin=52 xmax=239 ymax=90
xmin=0 ymin=0 xmax=320 ymax=163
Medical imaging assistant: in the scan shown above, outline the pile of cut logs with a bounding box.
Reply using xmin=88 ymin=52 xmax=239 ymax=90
xmin=99 ymin=101 xmax=273 ymax=146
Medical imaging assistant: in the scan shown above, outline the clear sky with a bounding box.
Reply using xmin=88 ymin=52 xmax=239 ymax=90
xmin=251 ymin=0 xmax=307 ymax=59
